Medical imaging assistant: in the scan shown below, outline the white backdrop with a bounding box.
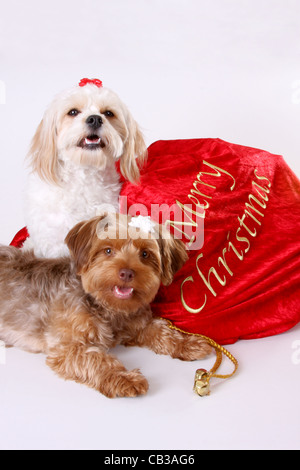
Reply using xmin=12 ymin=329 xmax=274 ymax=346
xmin=0 ymin=0 xmax=299 ymax=450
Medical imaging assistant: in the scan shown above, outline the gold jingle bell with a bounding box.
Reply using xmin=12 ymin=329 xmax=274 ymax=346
xmin=194 ymin=369 xmax=210 ymax=397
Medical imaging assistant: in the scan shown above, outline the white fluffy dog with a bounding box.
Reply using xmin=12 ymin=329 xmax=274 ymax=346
xmin=23 ymin=78 xmax=147 ymax=258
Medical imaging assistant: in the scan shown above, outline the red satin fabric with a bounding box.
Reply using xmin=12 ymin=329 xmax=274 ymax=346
xmin=10 ymin=139 xmax=300 ymax=344
xmin=10 ymin=227 xmax=29 ymax=248
xmin=121 ymin=139 xmax=300 ymax=344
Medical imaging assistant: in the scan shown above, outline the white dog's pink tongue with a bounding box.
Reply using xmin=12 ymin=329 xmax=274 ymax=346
xmin=114 ymin=286 xmax=134 ymax=299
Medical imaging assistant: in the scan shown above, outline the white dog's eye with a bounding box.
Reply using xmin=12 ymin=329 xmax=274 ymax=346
xmin=103 ymin=110 xmax=115 ymax=118
xmin=68 ymin=109 xmax=81 ymax=117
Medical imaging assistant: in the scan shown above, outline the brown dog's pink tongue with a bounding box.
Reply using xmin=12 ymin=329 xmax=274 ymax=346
xmin=113 ymin=286 xmax=134 ymax=299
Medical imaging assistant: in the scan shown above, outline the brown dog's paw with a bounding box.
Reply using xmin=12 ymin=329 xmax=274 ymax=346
xmin=173 ymin=335 xmax=212 ymax=361
xmin=103 ymin=369 xmax=149 ymax=398
xmin=116 ymin=369 xmax=149 ymax=398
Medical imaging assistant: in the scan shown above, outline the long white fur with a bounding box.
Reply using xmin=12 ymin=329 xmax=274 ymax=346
xmin=23 ymin=83 xmax=146 ymax=258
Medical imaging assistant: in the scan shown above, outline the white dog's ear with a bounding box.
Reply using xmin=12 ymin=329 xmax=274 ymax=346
xmin=27 ymin=113 xmax=58 ymax=184
xmin=120 ymin=116 xmax=147 ymax=184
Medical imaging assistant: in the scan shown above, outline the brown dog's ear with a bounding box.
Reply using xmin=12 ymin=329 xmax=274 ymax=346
xmin=157 ymin=231 xmax=189 ymax=286
xmin=65 ymin=217 xmax=100 ymax=274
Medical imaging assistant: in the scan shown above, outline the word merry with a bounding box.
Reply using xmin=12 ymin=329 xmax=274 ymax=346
xmin=167 ymin=160 xmax=236 ymax=249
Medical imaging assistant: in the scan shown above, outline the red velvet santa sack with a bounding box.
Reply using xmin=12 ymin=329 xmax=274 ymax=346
xmin=121 ymin=139 xmax=300 ymax=345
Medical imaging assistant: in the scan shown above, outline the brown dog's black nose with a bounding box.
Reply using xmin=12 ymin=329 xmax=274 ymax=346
xmin=86 ymin=114 xmax=103 ymax=129
xmin=119 ymin=269 xmax=135 ymax=283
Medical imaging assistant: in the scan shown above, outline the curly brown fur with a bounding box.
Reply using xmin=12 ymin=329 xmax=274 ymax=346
xmin=0 ymin=215 xmax=211 ymax=398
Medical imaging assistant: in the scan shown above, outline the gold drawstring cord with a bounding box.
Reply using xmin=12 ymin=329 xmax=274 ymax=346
xmin=165 ymin=320 xmax=239 ymax=396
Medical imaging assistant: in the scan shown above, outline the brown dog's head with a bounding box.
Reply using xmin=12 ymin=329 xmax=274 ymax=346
xmin=65 ymin=213 xmax=188 ymax=313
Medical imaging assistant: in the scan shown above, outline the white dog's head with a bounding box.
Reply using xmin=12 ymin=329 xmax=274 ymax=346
xmin=28 ymin=78 xmax=147 ymax=184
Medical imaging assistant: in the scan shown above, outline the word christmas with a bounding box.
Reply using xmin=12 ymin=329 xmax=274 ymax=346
xmin=180 ymin=162 xmax=272 ymax=314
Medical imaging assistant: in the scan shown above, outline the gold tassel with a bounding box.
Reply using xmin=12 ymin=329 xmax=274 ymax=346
xmin=165 ymin=320 xmax=238 ymax=396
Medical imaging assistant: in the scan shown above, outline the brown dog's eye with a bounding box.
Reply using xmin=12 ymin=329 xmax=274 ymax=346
xmin=103 ymin=110 xmax=114 ymax=118
xmin=68 ymin=109 xmax=80 ymax=117
xmin=141 ymin=250 xmax=149 ymax=259
xmin=104 ymin=248 xmax=113 ymax=255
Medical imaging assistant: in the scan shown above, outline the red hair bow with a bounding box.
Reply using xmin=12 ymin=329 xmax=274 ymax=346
xmin=79 ymin=78 xmax=103 ymax=88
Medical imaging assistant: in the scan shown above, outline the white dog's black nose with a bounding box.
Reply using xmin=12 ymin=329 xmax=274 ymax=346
xmin=86 ymin=115 xmax=103 ymax=130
